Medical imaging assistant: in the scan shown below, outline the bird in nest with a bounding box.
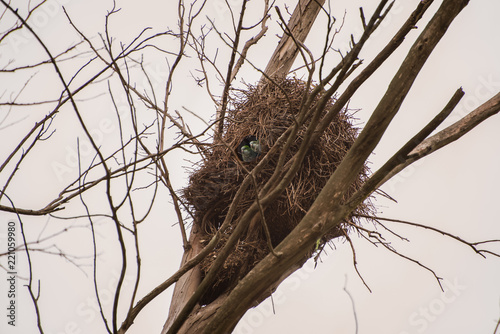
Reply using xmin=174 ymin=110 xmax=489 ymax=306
xmin=237 ymin=135 xmax=261 ymax=162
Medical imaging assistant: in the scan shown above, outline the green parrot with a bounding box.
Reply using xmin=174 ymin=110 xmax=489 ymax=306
xmin=240 ymin=145 xmax=256 ymax=162
xmin=249 ymin=140 xmax=261 ymax=154
xmin=238 ymin=136 xmax=261 ymax=162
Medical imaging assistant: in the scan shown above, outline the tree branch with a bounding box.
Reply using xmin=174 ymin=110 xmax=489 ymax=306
xmin=201 ymin=1 xmax=470 ymax=332
xmin=262 ymin=0 xmax=326 ymax=80
xmin=347 ymin=88 xmax=465 ymax=208
xmin=377 ymin=91 xmax=500 ymax=187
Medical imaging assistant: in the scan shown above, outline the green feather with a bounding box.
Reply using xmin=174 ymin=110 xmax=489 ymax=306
xmin=241 ymin=145 xmax=254 ymax=162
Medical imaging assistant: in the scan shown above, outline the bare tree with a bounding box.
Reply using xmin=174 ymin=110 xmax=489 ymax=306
xmin=0 ymin=0 xmax=499 ymax=333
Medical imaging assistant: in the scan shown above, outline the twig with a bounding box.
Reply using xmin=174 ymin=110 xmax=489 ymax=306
xmin=358 ymin=214 xmax=500 ymax=259
xmin=229 ymin=0 xmax=270 ymax=83
xmin=117 ymin=220 xmax=223 ymax=333
xmin=343 ymin=274 xmax=359 ymax=334
xmin=359 ymin=7 xmax=367 ymax=30
xmin=377 ymin=91 xmax=500 ymax=187
xmin=215 ymin=0 xmax=248 ymax=139
xmin=343 ymin=231 xmax=371 ymax=292
xmin=77 ymin=139 xmax=112 ymax=333
xmin=347 ymin=88 xmax=465 ymax=208
xmin=2 ymin=193 xmax=45 ymax=333
xmin=368 ymin=228 xmax=445 ymax=290
xmin=494 ymin=308 xmax=500 ymax=334
xmin=229 ymin=143 xmax=282 ymax=258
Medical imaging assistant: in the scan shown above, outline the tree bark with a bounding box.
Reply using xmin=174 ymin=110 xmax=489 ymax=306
xmin=161 ymin=224 xmax=203 ymax=333
xmin=201 ymin=0 xmax=470 ymax=332
xmin=262 ymin=0 xmax=326 ymax=80
xmin=162 ymin=1 xmax=326 ymax=333
xmin=161 ymin=0 xmax=486 ymax=333
xmin=166 ymin=260 xmax=306 ymax=333
xmin=377 ymin=91 xmax=500 ymax=187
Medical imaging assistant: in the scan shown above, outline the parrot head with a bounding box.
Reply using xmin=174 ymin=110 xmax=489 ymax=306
xmin=249 ymin=140 xmax=261 ymax=154
xmin=240 ymin=145 xmax=255 ymax=162
xmin=237 ymin=135 xmax=261 ymax=162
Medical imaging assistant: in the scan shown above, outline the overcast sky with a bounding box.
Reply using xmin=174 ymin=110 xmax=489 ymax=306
xmin=1 ymin=1 xmax=500 ymax=334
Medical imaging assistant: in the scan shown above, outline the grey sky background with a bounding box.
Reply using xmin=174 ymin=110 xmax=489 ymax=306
xmin=0 ymin=0 xmax=499 ymax=333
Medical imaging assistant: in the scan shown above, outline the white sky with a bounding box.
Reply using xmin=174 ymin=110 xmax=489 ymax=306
xmin=0 ymin=0 xmax=500 ymax=334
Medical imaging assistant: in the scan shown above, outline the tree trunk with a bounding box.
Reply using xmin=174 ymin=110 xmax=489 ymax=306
xmin=164 ymin=260 xmax=307 ymax=333
xmin=262 ymin=0 xmax=326 ymax=80
xmin=201 ymin=1 xmax=471 ymax=332
xmin=162 ymin=1 xmax=325 ymax=333
xmin=161 ymin=224 xmax=203 ymax=333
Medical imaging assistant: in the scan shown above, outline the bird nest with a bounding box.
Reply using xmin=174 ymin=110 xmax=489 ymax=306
xmin=183 ymin=77 xmax=372 ymax=304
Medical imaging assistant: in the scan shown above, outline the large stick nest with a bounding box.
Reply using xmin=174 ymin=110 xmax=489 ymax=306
xmin=183 ymin=77 xmax=372 ymax=304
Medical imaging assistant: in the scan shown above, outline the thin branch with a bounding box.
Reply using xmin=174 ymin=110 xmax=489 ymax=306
xmin=359 ymin=7 xmax=367 ymax=30
xmin=494 ymin=310 xmax=500 ymax=334
xmin=262 ymin=0 xmax=326 ymax=79
xmin=346 ymin=87 xmax=465 ymax=208
xmin=77 ymin=139 xmax=112 ymax=333
xmin=214 ymin=0 xmax=247 ymax=139
xmin=117 ymin=223 xmax=222 ymax=334
xmin=343 ymin=274 xmax=359 ymax=334
xmin=229 ymin=0 xmax=270 ymax=83
xmin=377 ymin=91 xmax=500 ymax=187
xmin=358 ymin=214 xmax=500 ymax=259
xmin=274 ymin=5 xmax=316 ymax=75
xmin=343 ymin=231 xmax=371 ymax=292
xmin=2 ymin=193 xmax=45 ymax=333
xmin=229 ymin=143 xmax=281 ymax=257
xmin=202 ymin=2 xmax=470 ymax=331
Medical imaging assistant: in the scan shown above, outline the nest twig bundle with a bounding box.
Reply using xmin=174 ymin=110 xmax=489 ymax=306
xmin=183 ymin=78 xmax=371 ymax=304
